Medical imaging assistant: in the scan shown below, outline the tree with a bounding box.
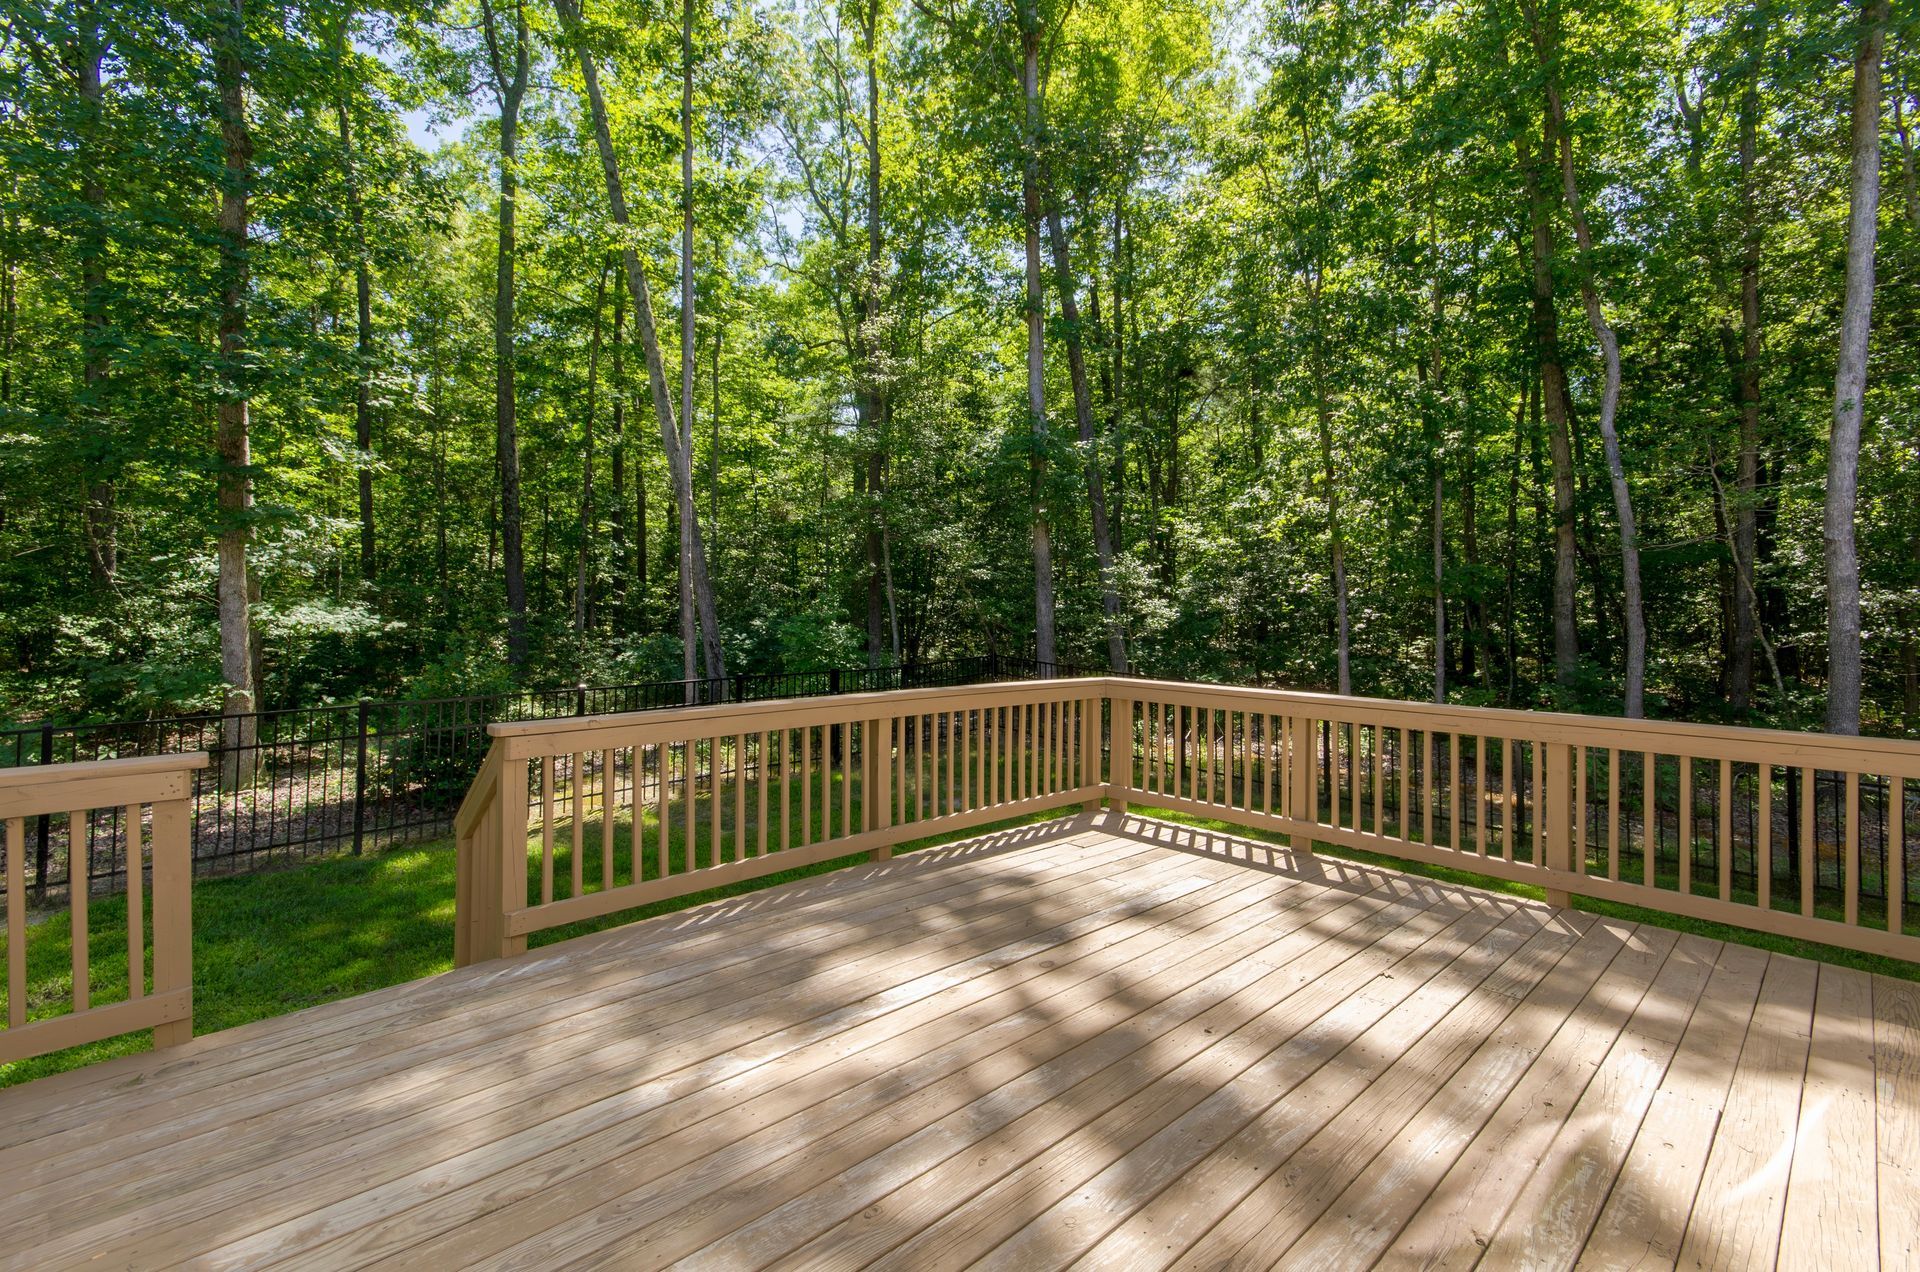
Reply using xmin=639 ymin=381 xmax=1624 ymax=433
xmin=1825 ymin=0 xmax=1889 ymax=735
xmin=213 ymin=0 xmax=257 ymax=770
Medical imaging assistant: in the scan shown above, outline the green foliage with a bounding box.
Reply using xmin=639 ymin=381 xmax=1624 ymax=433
xmin=0 ymin=0 xmax=1914 ymax=737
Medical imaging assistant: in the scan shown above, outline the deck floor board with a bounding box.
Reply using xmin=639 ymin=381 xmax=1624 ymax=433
xmin=0 ymin=813 xmax=1910 ymax=1271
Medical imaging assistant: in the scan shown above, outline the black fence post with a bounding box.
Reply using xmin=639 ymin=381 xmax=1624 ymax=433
xmin=352 ymin=699 xmax=370 ymax=856
xmin=575 ymin=683 xmax=588 ymax=717
xmin=829 ymin=668 xmax=842 ymax=696
xmin=34 ymin=722 xmax=52 ymax=900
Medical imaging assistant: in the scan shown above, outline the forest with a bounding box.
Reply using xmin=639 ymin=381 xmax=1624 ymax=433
xmin=0 ymin=0 xmax=1915 ymax=737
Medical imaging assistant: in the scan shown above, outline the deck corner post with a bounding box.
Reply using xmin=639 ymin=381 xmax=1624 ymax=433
xmin=149 ymin=794 xmax=194 ymax=1048
xmin=1544 ymin=741 xmax=1575 ymax=909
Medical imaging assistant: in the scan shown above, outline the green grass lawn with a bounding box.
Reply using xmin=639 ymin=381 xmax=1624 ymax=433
xmin=0 ymin=766 xmax=1067 ymax=1088
xmin=5 ymin=783 xmax=1914 ymax=1091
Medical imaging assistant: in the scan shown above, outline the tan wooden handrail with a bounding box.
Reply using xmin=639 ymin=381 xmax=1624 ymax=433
xmin=1 ymin=752 xmax=207 ymax=1064
xmin=454 ymin=679 xmax=1104 ymax=964
xmin=452 ymin=676 xmax=1920 ymax=966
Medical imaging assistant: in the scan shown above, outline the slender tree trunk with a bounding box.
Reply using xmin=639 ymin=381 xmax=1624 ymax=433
xmin=555 ymin=0 xmax=724 ymax=684
xmin=1825 ymin=0 xmax=1889 ymax=735
xmin=72 ymin=21 xmax=116 ymax=587
xmin=1506 ymin=380 xmax=1525 ymax=702
xmin=1041 ymin=181 xmax=1126 ymax=671
xmin=861 ymin=1 xmax=888 ymax=666
xmin=1527 ymin=0 xmax=1645 ymax=716
xmin=479 ymin=0 xmax=530 ymax=668
xmin=1302 ymin=122 xmax=1349 ymax=694
xmin=679 ymin=0 xmax=698 ymax=689
xmin=1731 ymin=10 xmax=1767 ymax=713
xmin=577 ymin=258 xmax=607 ymax=632
xmin=1019 ymin=3 xmax=1055 ymax=666
xmin=609 ymin=256 xmax=628 ymax=615
xmin=1517 ymin=136 xmax=1580 ymax=689
xmin=334 ymin=26 xmax=375 ymax=584
xmin=214 ymin=0 xmax=257 ymax=777
xmin=1427 ymin=206 xmax=1446 ymax=705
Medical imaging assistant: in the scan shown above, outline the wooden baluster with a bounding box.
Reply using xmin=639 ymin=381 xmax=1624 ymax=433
xmin=1575 ymin=745 xmax=1588 ymax=874
xmin=604 ymin=747 xmax=617 ymax=885
xmin=125 ymin=804 xmax=143 ymax=1000
xmin=711 ymin=737 xmax=725 ymax=867
xmin=70 ymin=809 xmax=89 ymax=1012
xmin=1398 ymin=727 xmax=1410 ymax=842
xmin=840 ymin=723 xmax=853 ymax=839
xmin=1679 ymin=757 xmax=1694 ymax=897
xmin=1799 ymin=765 xmax=1815 ymax=917
xmin=540 ymin=756 xmax=555 ymax=903
xmin=1447 ymin=734 xmax=1460 ymax=851
xmin=1531 ymin=742 xmax=1544 ymax=864
xmin=659 ymin=743 xmax=673 ymax=875
xmin=571 ymin=753 xmax=585 ymax=895
xmin=1604 ymin=748 xmax=1619 ymax=882
xmin=758 ymin=731 xmax=770 ymax=857
xmin=946 ymin=712 xmax=959 ymax=814
xmin=1643 ymin=752 xmax=1656 ymax=889
xmin=1372 ymin=725 xmax=1385 ymax=836
xmin=1717 ymin=758 xmax=1732 ymax=903
xmin=1475 ymin=737 xmax=1488 ymax=857
xmin=1349 ymin=725 xmax=1363 ymax=833
xmin=1241 ymin=713 xmax=1253 ymax=811
xmin=1844 ymin=771 xmax=1860 ymax=927
xmin=733 ymin=735 xmax=747 ymax=864
xmin=1757 ymin=764 xmax=1773 ymax=913
xmin=779 ymin=732 xmax=792 ymax=853
xmin=7 ymin=818 xmax=23 ymax=1029
xmin=1891 ymin=778 xmax=1905 ymax=937
xmin=962 ymin=711 xmax=974 ymax=811
xmin=687 ymin=739 xmax=700 ymax=866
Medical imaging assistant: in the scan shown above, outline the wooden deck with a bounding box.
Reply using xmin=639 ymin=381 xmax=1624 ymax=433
xmin=0 ymin=814 xmax=1914 ymax=1271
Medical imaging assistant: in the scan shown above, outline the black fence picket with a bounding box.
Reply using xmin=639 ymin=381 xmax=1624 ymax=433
xmin=1 ymin=654 xmax=1090 ymax=902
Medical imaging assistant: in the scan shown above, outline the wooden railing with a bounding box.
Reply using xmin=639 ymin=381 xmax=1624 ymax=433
xmin=453 ymin=680 xmax=1104 ymax=965
xmin=1 ymin=753 xmax=205 ymax=1064
xmin=1111 ymin=678 xmax=1920 ymax=962
xmin=452 ymin=676 xmax=1920 ymax=966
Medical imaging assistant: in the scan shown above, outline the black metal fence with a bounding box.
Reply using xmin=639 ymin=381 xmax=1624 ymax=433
xmin=1 ymin=655 xmax=1087 ymax=902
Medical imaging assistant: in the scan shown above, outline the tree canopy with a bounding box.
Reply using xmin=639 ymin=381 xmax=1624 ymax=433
xmin=0 ymin=0 xmax=1915 ymax=735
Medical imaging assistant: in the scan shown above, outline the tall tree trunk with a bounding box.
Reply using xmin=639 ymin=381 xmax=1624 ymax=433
xmin=1019 ymin=3 xmax=1055 ymax=666
xmin=1527 ymin=0 xmax=1646 ymax=716
xmin=333 ymin=20 xmax=375 ymax=584
xmin=679 ymin=0 xmax=699 ymax=689
xmin=1521 ymin=147 xmax=1580 ymax=688
xmin=73 ymin=19 xmax=116 ymax=586
xmin=1730 ymin=9 xmax=1767 ymax=713
xmin=1041 ymin=181 xmax=1126 ymax=671
xmin=1302 ymin=122 xmax=1349 ymax=694
xmin=609 ymin=255 xmax=628 ymax=615
xmin=214 ymin=0 xmax=257 ymax=776
xmin=479 ymin=0 xmax=530 ymax=669
xmin=576 ymin=258 xmax=607 ymax=633
xmin=1825 ymin=0 xmax=1889 ymax=736
xmin=1427 ymin=204 xmax=1446 ymax=705
xmin=858 ymin=0 xmax=888 ymax=664
xmin=555 ymin=0 xmax=724 ymax=683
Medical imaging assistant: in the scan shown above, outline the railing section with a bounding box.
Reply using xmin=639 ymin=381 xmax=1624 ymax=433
xmin=1111 ymin=679 xmax=1920 ymax=962
xmin=454 ymin=681 xmax=1103 ymax=965
xmin=0 ymin=754 xmax=205 ymax=1064
xmin=454 ymin=677 xmax=1919 ymax=967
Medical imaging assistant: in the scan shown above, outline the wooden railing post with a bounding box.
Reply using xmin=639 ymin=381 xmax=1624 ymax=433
xmin=497 ymin=757 xmax=530 ymax=959
xmin=1544 ymin=741 xmax=1575 ymax=908
xmin=1290 ymin=714 xmax=1317 ymax=855
xmin=1107 ymin=696 xmax=1131 ymax=818
xmin=867 ymin=716 xmax=892 ymax=860
xmin=149 ymin=794 xmax=194 ymax=1048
